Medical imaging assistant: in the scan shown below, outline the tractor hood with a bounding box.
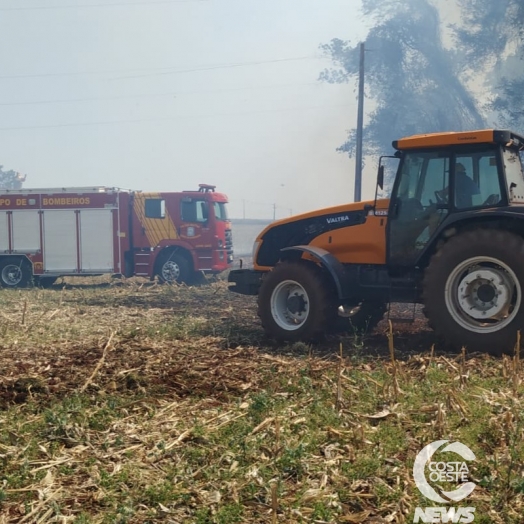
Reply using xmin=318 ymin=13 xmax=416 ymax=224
xmin=253 ymin=199 xmax=389 ymax=268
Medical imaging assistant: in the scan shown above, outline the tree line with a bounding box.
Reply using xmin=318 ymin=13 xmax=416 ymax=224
xmin=0 ymin=167 xmax=26 ymax=190
xmin=321 ymin=0 xmax=523 ymax=157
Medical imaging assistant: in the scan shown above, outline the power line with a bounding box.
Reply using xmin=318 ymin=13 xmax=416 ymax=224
xmin=0 ymin=102 xmax=352 ymax=131
xmin=111 ymin=56 xmax=326 ymax=80
xmin=243 ymin=199 xmax=292 ymax=211
xmin=0 ymin=0 xmax=207 ymax=11
xmin=0 ymin=56 xmax=325 ymax=80
xmin=0 ymin=82 xmax=320 ymax=107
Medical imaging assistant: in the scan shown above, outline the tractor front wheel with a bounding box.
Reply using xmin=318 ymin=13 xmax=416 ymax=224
xmin=258 ymin=261 xmax=333 ymax=342
xmin=423 ymin=229 xmax=524 ymax=356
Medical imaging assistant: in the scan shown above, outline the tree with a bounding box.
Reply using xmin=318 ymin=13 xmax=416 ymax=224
xmin=0 ymin=167 xmax=26 ymax=189
xmin=455 ymin=0 xmax=524 ymax=131
xmin=320 ymin=0 xmax=485 ymax=158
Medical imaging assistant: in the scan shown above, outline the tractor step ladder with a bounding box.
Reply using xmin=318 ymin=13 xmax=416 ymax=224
xmin=386 ymin=281 xmax=418 ymax=324
xmin=386 ymin=302 xmax=418 ymax=324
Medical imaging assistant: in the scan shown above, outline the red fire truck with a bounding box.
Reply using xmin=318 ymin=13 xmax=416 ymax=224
xmin=0 ymin=184 xmax=233 ymax=288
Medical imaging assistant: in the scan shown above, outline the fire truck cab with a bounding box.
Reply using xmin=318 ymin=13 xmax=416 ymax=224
xmin=0 ymin=184 xmax=233 ymax=288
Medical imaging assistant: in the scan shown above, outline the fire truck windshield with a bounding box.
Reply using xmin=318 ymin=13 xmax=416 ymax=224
xmin=213 ymin=201 xmax=229 ymax=221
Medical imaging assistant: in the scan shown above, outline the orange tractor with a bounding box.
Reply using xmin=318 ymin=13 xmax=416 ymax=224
xmin=229 ymin=129 xmax=524 ymax=355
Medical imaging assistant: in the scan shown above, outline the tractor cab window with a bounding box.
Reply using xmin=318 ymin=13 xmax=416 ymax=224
xmin=395 ymin=152 xmax=449 ymax=210
xmin=503 ymin=147 xmax=524 ymax=204
xmin=181 ymin=199 xmax=209 ymax=223
xmin=389 ymin=151 xmax=450 ymax=265
xmin=453 ymin=151 xmax=502 ymax=209
xmin=453 ymin=156 xmax=476 ymax=209
xmin=476 ymin=155 xmax=501 ymax=206
xmin=397 ymin=155 xmax=422 ymax=199
xmin=420 ymin=157 xmax=449 ymax=206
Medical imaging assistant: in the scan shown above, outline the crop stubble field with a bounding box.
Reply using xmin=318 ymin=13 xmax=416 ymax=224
xmin=0 ymin=274 xmax=523 ymax=523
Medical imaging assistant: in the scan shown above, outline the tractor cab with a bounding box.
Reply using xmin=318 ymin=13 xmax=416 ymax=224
xmin=383 ymin=129 xmax=524 ymax=266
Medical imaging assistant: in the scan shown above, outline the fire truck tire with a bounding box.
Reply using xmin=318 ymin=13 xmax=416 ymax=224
xmin=257 ymin=261 xmax=332 ymax=342
xmin=157 ymin=252 xmax=192 ymax=284
xmin=0 ymin=257 xmax=33 ymax=288
xmin=423 ymin=229 xmax=524 ymax=356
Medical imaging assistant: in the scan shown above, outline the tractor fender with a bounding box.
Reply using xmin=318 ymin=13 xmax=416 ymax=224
xmin=281 ymin=245 xmax=349 ymax=300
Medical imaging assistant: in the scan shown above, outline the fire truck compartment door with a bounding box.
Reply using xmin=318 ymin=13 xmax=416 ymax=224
xmin=43 ymin=210 xmax=78 ymax=271
xmin=12 ymin=210 xmax=40 ymax=253
xmin=0 ymin=212 xmax=9 ymax=251
xmin=79 ymin=209 xmax=114 ymax=271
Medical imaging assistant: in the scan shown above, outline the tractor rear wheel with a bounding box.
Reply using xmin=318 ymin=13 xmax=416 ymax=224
xmin=423 ymin=229 xmax=524 ymax=356
xmin=257 ymin=261 xmax=333 ymax=342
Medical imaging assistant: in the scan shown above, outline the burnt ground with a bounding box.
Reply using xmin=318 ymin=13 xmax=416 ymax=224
xmin=0 ymin=275 xmax=442 ymax=410
xmin=1 ymin=276 xmax=521 ymax=524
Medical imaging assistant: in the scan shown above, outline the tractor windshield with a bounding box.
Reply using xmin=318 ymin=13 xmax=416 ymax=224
xmin=503 ymin=147 xmax=524 ymax=204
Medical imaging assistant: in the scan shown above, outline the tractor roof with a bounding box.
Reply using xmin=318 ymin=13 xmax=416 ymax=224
xmin=393 ymin=129 xmax=524 ymax=151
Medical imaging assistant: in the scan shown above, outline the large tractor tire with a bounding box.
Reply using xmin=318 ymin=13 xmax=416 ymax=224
xmin=0 ymin=257 xmax=33 ymax=288
xmin=423 ymin=229 xmax=524 ymax=356
xmin=257 ymin=261 xmax=334 ymax=342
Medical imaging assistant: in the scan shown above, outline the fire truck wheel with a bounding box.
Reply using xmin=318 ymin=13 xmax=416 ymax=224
xmin=157 ymin=253 xmax=191 ymax=284
xmin=0 ymin=257 xmax=32 ymax=288
xmin=423 ymin=229 xmax=524 ymax=356
xmin=257 ymin=261 xmax=332 ymax=342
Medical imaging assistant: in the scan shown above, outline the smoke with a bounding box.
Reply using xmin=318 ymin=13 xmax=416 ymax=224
xmin=321 ymin=0 xmax=486 ymax=159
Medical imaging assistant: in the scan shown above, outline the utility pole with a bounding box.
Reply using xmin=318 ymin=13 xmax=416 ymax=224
xmin=273 ymin=203 xmax=276 ymax=221
xmin=354 ymin=41 xmax=365 ymax=203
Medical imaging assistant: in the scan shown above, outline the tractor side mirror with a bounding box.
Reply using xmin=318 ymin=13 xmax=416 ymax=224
xmin=377 ymin=165 xmax=384 ymax=190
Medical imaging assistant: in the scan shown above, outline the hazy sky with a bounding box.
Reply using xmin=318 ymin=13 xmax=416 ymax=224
xmin=0 ymin=0 xmax=371 ymax=219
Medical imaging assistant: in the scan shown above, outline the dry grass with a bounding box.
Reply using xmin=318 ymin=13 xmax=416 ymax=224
xmin=0 ymin=276 xmax=522 ymax=523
